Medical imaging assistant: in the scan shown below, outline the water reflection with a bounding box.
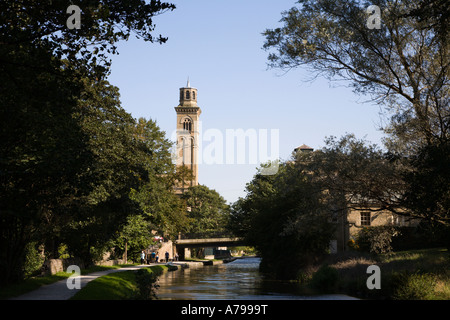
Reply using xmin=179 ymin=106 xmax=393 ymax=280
xmin=155 ymin=257 xmax=356 ymax=300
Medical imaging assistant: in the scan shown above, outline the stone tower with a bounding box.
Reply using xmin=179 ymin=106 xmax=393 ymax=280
xmin=174 ymin=79 xmax=201 ymax=193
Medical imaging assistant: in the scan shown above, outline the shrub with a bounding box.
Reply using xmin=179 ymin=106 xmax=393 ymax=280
xmin=309 ymin=265 xmax=338 ymax=293
xmin=390 ymin=271 xmax=437 ymax=300
xmin=356 ymin=226 xmax=400 ymax=254
xmin=347 ymin=239 xmax=359 ymax=250
xmin=134 ymin=267 xmax=162 ymax=300
xmin=23 ymin=242 xmax=44 ymax=278
xmin=391 ymin=224 xmax=449 ymax=251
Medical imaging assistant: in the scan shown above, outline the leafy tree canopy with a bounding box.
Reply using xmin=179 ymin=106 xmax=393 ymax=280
xmin=0 ymin=0 xmax=176 ymax=78
xmin=0 ymin=0 xmax=176 ymax=284
xmin=263 ymin=0 xmax=449 ymax=153
xmin=181 ymin=185 xmax=230 ymax=236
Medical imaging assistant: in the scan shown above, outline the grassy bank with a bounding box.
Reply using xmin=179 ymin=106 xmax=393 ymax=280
xmin=71 ymin=265 xmax=167 ymax=300
xmin=302 ymin=248 xmax=450 ymax=299
xmin=0 ymin=264 xmax=135 ymax=300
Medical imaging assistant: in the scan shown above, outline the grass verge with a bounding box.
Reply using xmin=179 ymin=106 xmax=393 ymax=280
xmin=302 ymin=247 xmax=450 ymax=299
xmin=70 ymin=265 xmax=167 ymax=300
xmin=0 ymin=264 xmax=137 ymax=300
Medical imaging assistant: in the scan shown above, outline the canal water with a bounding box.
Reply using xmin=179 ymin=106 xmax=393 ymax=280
xmin=155 ymin=257 xmax=357 ymax=300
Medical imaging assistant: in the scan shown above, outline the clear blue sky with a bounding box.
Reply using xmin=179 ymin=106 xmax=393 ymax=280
xmin=107 ymin=0 xmax=386 ymax=204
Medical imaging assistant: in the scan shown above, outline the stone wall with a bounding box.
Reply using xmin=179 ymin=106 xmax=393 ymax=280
xmin=332 ymin=208 xmax=421 ymax=252
xmin=42 ymin=258 xmax=125 ymax=275
xmin=42 ymin=258 xmax=84 ymax=275
xmin=348 ymin=209 xmax=420 ymax=238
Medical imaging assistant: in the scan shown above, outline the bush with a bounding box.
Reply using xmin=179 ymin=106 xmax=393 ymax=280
xmin=309 ymin=265 xmax=339 ymax=293
xmin=356 ymin=226 xmax=400 ymax=254
xmin=392 ymin=224 xmax=449 ymax=251
xmin=390 ymin=271 xmax=437 ymax=300
xmin=134 ymin=267 xmax=162 ymax=300
xmin=23 ymin=242 xmax=44 ymax=278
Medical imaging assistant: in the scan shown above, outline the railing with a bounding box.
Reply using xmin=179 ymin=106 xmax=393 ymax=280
xmin=178 ymin=232 xmax=237 ymax=240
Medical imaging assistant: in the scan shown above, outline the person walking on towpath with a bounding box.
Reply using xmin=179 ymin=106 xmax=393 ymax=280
xmin=165 ymin=251 xmax=170 ymax=263
xmin=140 ymin=251 xmax=145 ymax=264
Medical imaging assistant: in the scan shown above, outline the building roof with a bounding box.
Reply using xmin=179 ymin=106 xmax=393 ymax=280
xmin=294 ymin=144 xmax=314 ymax=151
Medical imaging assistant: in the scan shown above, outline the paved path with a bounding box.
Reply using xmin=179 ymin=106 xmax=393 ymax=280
xmin=10 ymin=265 xmax=152 ymax=300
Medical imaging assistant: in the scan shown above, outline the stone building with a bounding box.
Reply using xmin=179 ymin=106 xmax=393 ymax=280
xmin=335 ymin=206 xmax=419 ymax=253
xmin=174 ymin=79 xmax=201 ymax=194
xmin=294 ymin=144 xmax=420 ymax=253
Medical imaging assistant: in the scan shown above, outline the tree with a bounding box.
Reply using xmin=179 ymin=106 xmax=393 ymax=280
xmin=181 ymin=185 xmax=230 ymax=236
xmin=0 ymin=47 xmax=89 ymax=284
xmin=129 ymin=118 xmax=190 ymax=239
xmin=0 ymin=0 xmax=176 ymax=79
xmin=111 ymin=214 xmax=155 ymax=263
xmin=262 ymin=0 xmax=449 ymax=236
xmin=402 ymin=142 xmax=450 ymax=228
xmin=404 ymin=0 xmax=449 ymax=43
xmin=306 ymin=134 xmax=405 ymax=215
xmin=232 ymin=163 xmax=335 ymax=280
xmin=0 ymin=0 xmax=176 ymax=284
xmin=232 ymin=134 xmax=415 ymax=279
xmin=58 ymin=78 xmax=145 ymax=266
xmin=300 ymin=134 xmax=449 ymax=246
xmin=227 ymin=198 xmax=256 ymax=239
xmin=129 ymin=175 xmax=189 ymax=239
xmin=263 ymin=0 xmax=449 ymax=153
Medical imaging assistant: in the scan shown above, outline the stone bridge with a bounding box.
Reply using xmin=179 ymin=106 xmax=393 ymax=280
xmin=173 ymin=233 xmax=245 ymax=259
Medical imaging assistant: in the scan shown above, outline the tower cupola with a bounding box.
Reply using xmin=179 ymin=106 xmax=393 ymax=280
xmin=179 ymin=78 xmax=198 ymax=107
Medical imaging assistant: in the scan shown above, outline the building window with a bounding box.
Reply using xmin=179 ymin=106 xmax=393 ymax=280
xmin=183 ymin=118 xmax=192 ymax=132
xmin=185 ymin=90 xmax=190 ymax=100
xmin=360 ymin=212 xmax=371 ymax=226
xmin=192 ymin=91 xmax=196 ymax=99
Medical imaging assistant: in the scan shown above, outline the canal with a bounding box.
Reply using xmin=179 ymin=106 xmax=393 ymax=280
xmin=155 ymin=257 xmax=357 ymax=300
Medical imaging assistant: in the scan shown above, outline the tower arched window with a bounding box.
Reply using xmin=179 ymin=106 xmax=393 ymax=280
xmin=192 ymin=91 xmax=196 ymax=100
xmin=183 ymin=118 xmax=192 ymax=132
xmin=185 ymin=90 xmax=190 ymax=100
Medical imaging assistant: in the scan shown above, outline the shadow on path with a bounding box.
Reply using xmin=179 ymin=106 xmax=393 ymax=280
xmin=9 ymin=265 xmax=152 ymax=300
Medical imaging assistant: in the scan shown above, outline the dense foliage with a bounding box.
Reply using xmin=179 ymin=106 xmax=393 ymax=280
xmin=262 ymin=0 xmax=449 ymax=230
xmin=0 ymin=0 xmax=177 ymax=285
xmin=230 ymin=134 xmax=449 ymax=279
xmin=247 ymin=1 xmax=450 ymax=279
xmin=263 ymin=0 xmax=449 ymax=152
xmin=181 ymin=185 xmax=230 ymax=236
xmin=230 ymin=160 xmax=336 ymax=280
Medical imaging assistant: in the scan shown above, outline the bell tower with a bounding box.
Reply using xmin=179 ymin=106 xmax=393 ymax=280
xmin=175 ymin=79 xmax=201 ymax=193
